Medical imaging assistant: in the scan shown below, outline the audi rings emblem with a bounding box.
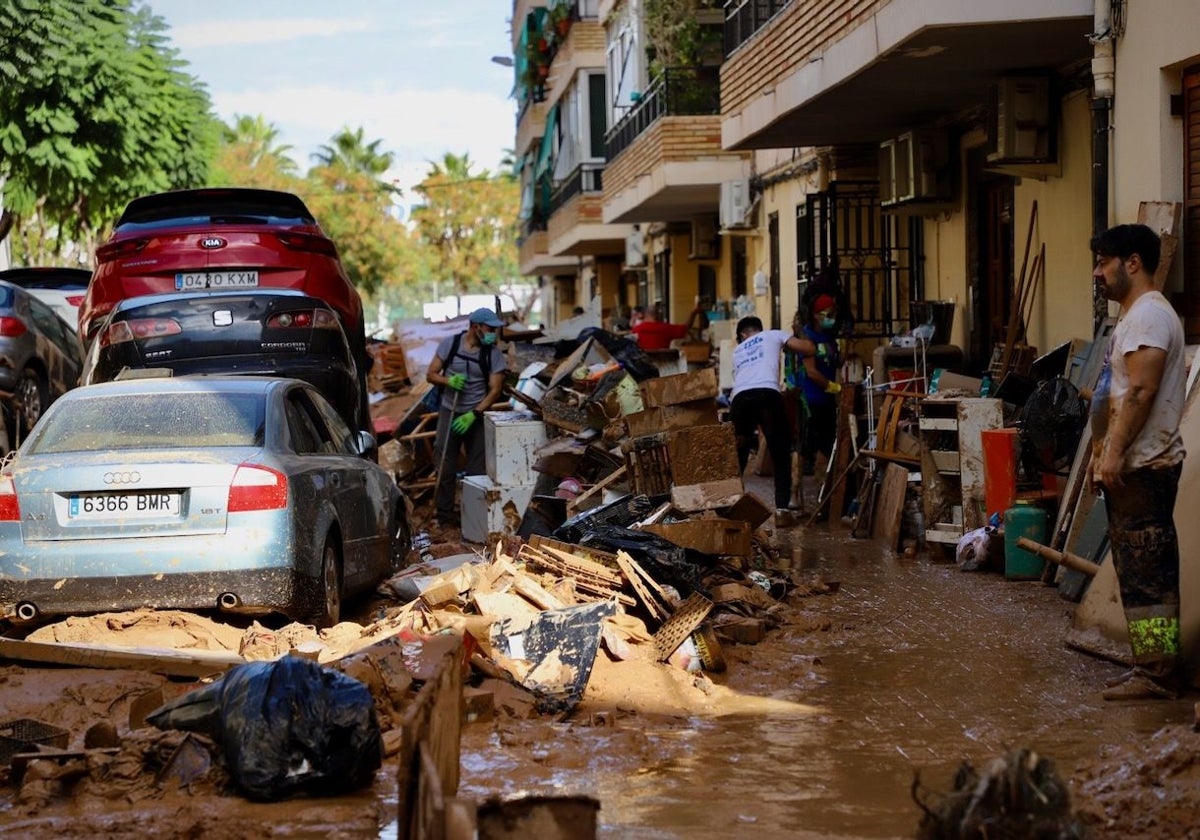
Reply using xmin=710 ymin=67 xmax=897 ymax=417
xmin=103 ymin=471 xmax=142 ymax=485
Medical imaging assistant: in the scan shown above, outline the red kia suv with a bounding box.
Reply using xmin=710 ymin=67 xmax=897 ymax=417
xmin=81 ymin=188 xmax=366 ymax=359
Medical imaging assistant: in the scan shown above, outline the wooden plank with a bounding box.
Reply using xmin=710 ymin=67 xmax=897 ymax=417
xmin=0 ymin=637 xmax=243 ymax=678
xmin=826 ymin=383 xmax=858 ymax=530
xmin=615 ymin=551 xmax=668 ymax=622
xmin=567 ymin=465 xmax=627 ymax=517
xmin=396 ymin=637 xmax=463 ymax=840
xmin=871 ymin=462 xmax=909 ymax=551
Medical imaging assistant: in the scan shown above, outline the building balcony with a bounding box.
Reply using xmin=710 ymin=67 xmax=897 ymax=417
xmin=516 ymin=97 xmax=548 ymax=162
xmin=518 ymin=210 xmax=579 ymax=276
xmin=543 ymin=13 xmax=605 ymax=107
xmin=720 ymin=0 xmax=1094 ymax=149
xmin=601 ymin=66 xmax=749 ymax=223
xmin=547 ymin=164 xmax=629 ymax=256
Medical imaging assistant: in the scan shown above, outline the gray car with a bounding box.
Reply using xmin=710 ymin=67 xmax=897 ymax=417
xmin=0 ymin=375 xmax=409 ymax=627
xmin=0 ymin=280 xmax=83 ymax=449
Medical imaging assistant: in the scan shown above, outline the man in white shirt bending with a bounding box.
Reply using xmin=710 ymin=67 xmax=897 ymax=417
xmin=731 ymin=316 xmax=813 ymax=525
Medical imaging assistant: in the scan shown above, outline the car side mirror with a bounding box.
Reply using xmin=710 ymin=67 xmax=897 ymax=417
xmin=353 ymin=430 xmax=377 ymax=457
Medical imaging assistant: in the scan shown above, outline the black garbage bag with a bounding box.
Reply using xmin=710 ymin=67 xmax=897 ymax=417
xmin=554 ymin=494 xmax=661 ymax=543
xmin=577 ymin=524 xmax=705 ymax=596
xmin=147 ymin=655 xmax=382 ymax=801
xmin=576 ymin=327 xmax=659 ymax=381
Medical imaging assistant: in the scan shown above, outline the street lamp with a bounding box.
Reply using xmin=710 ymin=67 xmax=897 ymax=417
xmin=490 ymin=55 xmax=514 ymax=67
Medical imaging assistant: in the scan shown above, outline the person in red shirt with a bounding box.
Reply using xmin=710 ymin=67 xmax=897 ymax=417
xmin=630 ymin=303 xmax=705 ymax=350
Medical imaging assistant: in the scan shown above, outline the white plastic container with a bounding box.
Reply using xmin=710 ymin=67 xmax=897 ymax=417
xmin=460 ymin=475 xmax=536 ymax=543
xmin=484 ymin=411 xmax=548 ymax=486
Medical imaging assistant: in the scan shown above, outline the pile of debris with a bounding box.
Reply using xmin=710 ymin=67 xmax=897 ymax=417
xmin=380 ymin=495 xmax=838 ymax=716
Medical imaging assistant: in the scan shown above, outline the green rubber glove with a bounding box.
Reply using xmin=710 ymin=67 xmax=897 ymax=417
xmin=446 ymin=372 xmax=467 ymax=391
xmin=451 ymin=410 xmax=478 ymax=435
xmin=823 ymin=381 xmax=842 ymax=395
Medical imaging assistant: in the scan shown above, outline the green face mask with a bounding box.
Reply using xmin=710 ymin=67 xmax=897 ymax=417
xmin=820 ymin=317 xmax=836 ymax=330
xmin=481 ymin=331 xmax=497 ymax=346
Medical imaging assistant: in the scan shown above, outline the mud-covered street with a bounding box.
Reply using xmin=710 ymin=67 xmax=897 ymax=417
xmin=456 ymin=483 xmax=1199 ymax=839
xmin=1 ymin=476 xmax=1194 ymax=838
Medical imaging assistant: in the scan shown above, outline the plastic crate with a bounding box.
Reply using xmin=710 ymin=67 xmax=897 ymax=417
xmin=0 ymin=719 xmax=68 ymax=764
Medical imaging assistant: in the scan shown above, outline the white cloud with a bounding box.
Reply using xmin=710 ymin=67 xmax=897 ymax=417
xmin=171 ymin=18 xmax=371 ymax=49
xmin=213 ymin=84 xmax=515 ymax=193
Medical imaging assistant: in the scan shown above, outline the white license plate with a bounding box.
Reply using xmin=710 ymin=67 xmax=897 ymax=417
xmin=69 ymin=492 xmax=181 ymax=519
xmin=175 ymin=270 xmax=259 ymax=290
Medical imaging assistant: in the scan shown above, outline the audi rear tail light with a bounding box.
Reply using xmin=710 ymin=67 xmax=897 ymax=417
xmin=0 ymin=317 xmax=27 ymax=338
xmin=227 ymin=464 xmax=288 ymax=512
xmin=0 ymin=475 xmax=20 ymax=521
xmin=273 ymin=231 xmax=338 ymax=257
xmin=266 ymin=309 xmax=338 ymax=329
xmin=95 ymin=238 xmax=149 ymax=263
xmin=101 ymin=318 xmax=182 ymax=347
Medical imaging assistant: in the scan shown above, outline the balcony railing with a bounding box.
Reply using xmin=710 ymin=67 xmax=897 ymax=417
xmin=549 ymin=162 xmax=605 ymax=214
xmin=724 ymin=0 xmax=793 ymax=56
xmin=519 ymin=208 xmax=549 ymax=243
xmin=604 ymin=66 xmax=721 ymax=162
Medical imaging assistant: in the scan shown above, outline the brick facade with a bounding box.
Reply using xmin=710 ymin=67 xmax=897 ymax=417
xmin=721 ymin=0 xmax=884 ymax=118
xmin=602 ymin=116 xmax=730 ymax=202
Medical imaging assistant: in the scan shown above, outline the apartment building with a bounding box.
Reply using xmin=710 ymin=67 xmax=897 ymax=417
xmin=511 ymin=0 xmax=1200 ymax=360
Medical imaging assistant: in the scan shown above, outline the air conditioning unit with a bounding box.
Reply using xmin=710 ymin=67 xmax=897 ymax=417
xmin=988 ymin=76 xmax=1052 ymax=163
xmin=879 ymin=130 xmax=951 ymax=207
xmin=625 ymin=226 xmax=646 ymax=267
xmin=720 ymin=179 xmax=753 ymax=229
xmin=689 ymin=214 xmax=718 ymax=260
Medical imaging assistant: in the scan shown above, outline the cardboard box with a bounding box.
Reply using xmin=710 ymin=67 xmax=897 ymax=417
xmin=931 ymin=370 xmax=983 ymax=396
xmin=624 ymin=399 xmax=719 ymax=437
xmin=719 ymin=493 xmax=773 ymax=529
xmin=638 ymin=368 xmax=718 ymax=409
xmin=622 ymin=424 xmax=744 ymax=511
xmin=641 ymin=518 xmax=751 ymax=556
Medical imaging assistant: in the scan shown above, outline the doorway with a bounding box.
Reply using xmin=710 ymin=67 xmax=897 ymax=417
xmin=968 ymin=148 xmax=1015 ymax=370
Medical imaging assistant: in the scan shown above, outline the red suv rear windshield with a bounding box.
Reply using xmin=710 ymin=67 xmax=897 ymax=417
xmin=114 ymin=190 xmax=316 ymax=233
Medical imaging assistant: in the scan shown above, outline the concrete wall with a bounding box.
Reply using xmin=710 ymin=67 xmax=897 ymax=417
xmin=1112 ymin=0 xmax=1200 ymax=295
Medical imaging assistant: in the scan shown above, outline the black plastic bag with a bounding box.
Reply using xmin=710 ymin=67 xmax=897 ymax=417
xmin=147 ymin=655 xmax=382 ymax=801
xmin=576 ymin=327 xmax=659 ymax=381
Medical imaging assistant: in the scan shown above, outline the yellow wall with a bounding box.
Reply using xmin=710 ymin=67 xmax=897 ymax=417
xmin=1015 ymin=90 xmax=1095 ymax=355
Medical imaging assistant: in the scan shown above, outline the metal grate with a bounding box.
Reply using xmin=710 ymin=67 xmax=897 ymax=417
xmin=797 ymin=181 xmax=924 ymax=339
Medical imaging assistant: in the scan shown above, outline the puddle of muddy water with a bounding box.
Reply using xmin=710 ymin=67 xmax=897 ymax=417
xmin=459 ymin=527 xmax=1190 ymax=839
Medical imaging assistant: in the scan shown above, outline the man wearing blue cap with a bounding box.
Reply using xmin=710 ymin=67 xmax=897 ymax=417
xmin=426 ymin=308 xmax=508 ymax=528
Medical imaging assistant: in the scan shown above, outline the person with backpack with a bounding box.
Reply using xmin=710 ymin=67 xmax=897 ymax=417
xmin=425 ymin=308 xmax=508 ymax=529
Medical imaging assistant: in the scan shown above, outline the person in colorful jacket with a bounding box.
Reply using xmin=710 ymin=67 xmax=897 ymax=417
xmin=795 ymin=293 xmax=843 ymax=478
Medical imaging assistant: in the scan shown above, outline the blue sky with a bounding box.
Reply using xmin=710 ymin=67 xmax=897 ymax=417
xmin=148 ymin=1 xmax=517 ymax=199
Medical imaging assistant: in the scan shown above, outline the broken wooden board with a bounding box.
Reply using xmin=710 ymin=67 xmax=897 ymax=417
xmin=652 ymin=593 xmax=713 ymax=660
xmin=871 ymin=462 xmax=910 ymax=551
xmin=472 ymin=591 xmax=542 ymax=622
xmin=615 ymin=551 xmax=669 ymax=622
xmin=0 ymin=637 xmax=243 ymax=678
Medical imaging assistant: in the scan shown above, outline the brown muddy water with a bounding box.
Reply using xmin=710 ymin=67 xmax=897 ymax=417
xmin=459 ymin=525 xmax=1191 ymax=839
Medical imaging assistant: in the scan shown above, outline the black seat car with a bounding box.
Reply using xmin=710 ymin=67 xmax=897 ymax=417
xmin=80 ymin=289 xmax=363 ymax=433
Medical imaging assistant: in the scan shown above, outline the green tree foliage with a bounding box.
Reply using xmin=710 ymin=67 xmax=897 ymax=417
xmin=312 ymin=126 xmax=399 ymax=195
xmin=0 ymin=0 xmax=217 ymax=264
xmin=412 ymin=152 xmax=519 ymax=300
xmin=222 ymin=114 xmax=298 ymax=175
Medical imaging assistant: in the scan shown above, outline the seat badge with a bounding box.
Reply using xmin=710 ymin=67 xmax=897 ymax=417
xmin=214 ymin=310 xmax=233 ymax=326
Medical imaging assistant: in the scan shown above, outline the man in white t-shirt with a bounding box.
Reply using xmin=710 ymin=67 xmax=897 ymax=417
xmin=731 ymin=316 xmax=813 ymax=525
xmin=1090 ymin=223 xmax=1187 ymax=700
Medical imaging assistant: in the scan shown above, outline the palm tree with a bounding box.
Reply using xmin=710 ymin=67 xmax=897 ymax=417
xmin=223 ymin=114 xmax=297 ymax=174
xmin=425 ymin=151 xmax=482 ymax=181
xmin=312 ymin=127 xmax=399 ymax=195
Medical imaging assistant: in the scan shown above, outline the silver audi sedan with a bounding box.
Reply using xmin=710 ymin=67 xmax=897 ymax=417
xmin=0 ymin=375 xmax=409 ymax=627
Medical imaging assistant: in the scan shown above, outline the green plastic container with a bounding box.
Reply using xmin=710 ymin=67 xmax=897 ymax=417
xmin=1004 ymin=500 xmax=1048 ymax=580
